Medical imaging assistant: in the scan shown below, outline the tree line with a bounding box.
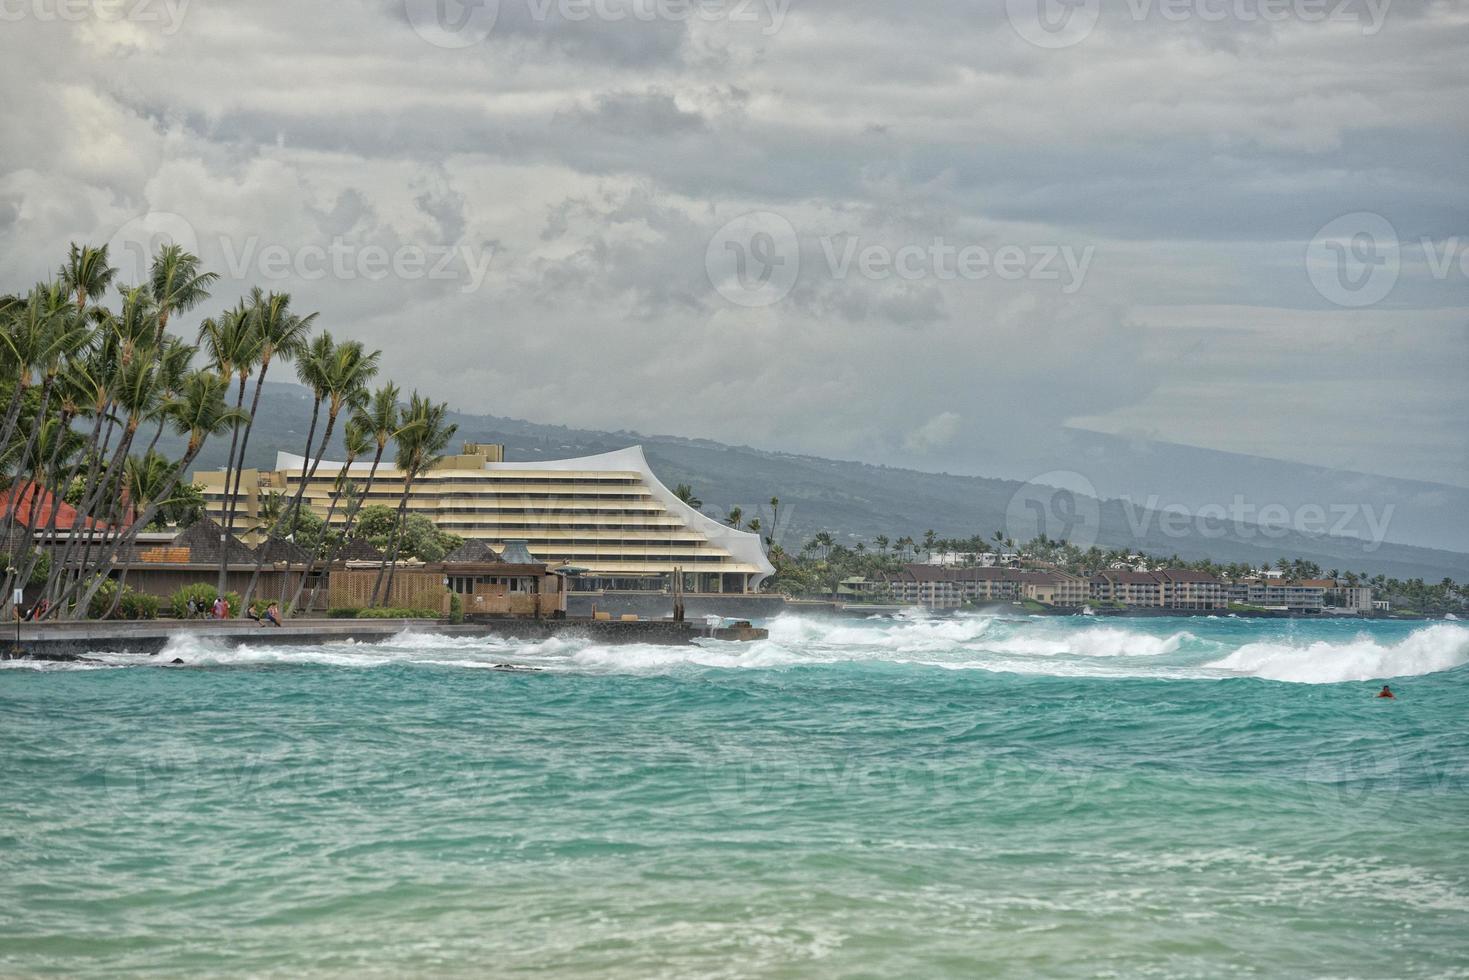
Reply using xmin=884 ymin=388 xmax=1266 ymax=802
xmin=1 ymin=242 xmax=458 ymax=621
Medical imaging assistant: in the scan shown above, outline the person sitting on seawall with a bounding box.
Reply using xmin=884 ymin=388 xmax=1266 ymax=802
xmin=1377 ymin=685 xmax=1396 ymax=699
xmin=265 ymin=602 xmax=284 ymax=628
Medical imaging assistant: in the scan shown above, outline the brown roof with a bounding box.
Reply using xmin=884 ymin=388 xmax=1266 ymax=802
xmin=254 ymin=535 xmax=312 ymax=564
xmin=334 ymin=537 xmax=386 ymax=562
xmin=443 ymin=538 xmax=502 ymax=564
xmin=1093 ymin=570 xmax=1160 ymax=585
xmin=171 ymin=517 xmax=256 ymax=565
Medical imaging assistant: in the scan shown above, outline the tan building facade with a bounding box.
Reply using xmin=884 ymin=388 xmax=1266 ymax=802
xmin=196 ymin=444 xmax=773 ymax=594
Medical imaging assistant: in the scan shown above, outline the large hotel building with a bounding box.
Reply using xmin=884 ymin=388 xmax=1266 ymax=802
xmin=194 ymin=444 xmax=773 ymax=593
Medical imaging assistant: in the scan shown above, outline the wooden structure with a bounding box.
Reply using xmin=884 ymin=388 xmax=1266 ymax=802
xmin=328 ymin=540 xmax=566 ymax=618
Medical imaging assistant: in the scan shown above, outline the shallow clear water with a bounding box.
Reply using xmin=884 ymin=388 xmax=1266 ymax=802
xmin=3 ymin=613 xmax=1467 ymax=977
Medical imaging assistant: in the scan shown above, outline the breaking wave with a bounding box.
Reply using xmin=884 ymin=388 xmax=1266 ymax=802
xmin=1205 ymin=623 xmax=1469 ymax=683
xmin=14 ymin=617 xmax=1465 ymax=686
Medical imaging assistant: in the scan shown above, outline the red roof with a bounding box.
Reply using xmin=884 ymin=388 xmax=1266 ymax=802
xmin=0 ymin=482 xmax=122 ymax=531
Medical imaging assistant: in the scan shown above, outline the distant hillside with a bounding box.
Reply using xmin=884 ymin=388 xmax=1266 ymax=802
xmin=174 ymin=383 xmax=1469 ymax=582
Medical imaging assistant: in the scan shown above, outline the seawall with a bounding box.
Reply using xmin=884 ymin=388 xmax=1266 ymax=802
xmin=3 ymin=617 xmax=764 ymax=661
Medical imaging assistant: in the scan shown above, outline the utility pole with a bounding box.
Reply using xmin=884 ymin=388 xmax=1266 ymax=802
xmin=7 ymin=568 xmax=20 ymax=654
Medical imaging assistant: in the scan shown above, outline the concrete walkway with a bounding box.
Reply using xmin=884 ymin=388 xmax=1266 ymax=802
xmin=3 ymin=616 xmax=765 ymax=660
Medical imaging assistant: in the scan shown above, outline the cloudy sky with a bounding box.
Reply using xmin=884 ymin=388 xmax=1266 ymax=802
xmin=2 ymin=0 xmax=1466 ymax=489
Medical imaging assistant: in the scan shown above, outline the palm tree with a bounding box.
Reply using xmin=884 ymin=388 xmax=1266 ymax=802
xmin=746 ymin=517 xmax=761 ymax=538
xmin=123 ymin=450 xmax=178 ymax=520
xmin=725 ymin=506 xmax=743 ymax=529
xmin=239 ymin=331 xmax=340 ymax=609
xmin=768 ymin=496 xmax=780 ymax=545
xmin=303 ymin=383 xmax=401 ymax=612
xmin=148 ymin=244 xmax=218 ymax=342
xmin=47 ymin=350 xmax=165 ymax=612
xmin=673 ymin=483 xmax=702 ymax=509
xmin=252 ymin=335 xmax=378 ymax=605
xmin=15 ymin=341 xmax=113 ymax=601
xmin=58 ymin=243 xmax=117 ymax=313
xmin=35 ymin=331 xmax=124 ymax=606
xmin=0 ymin=283 xmax=89 ymax=604
xmin=68 ymin=371 xmax=245 ymax=618
xmin=200 ymin=304 xmax=262 ymax=592
xmin=373 ymin=393 xmax=456 ymax=604
xmin=288 ymin=417 xmax=370 ymax=612
xmin=219 ymin=289 xmax=316 ymax=562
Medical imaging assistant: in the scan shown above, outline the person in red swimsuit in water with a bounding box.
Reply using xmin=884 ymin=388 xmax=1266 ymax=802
xmin=1376 ymin=685 xmax=1395 ymax=699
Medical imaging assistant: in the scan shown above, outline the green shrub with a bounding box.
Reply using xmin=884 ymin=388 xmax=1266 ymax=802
xmin=169 ymin=584 xmax=243 ymax=619
xmin=327 ymin=607 xmax=362 ymax=619
xmin=117 ymin=590 xmax=161 ymax=620
xmin=86 ymin=578 xmax=119 ymax=620
xmin=85 ymin=579 xmax=160 ymax=620
xmin=1 ymin=550 xmax=50 ymax=587
xmin=357 ymin=607 xmax=441 ymax=619
xmin=448 ymin=592 xmax=464 ymax=624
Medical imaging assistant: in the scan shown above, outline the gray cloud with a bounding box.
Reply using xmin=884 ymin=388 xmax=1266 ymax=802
xmin=0 ymin=0 xmax=1464 ymax=492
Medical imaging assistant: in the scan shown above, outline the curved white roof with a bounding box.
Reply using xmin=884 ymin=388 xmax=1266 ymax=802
xmin=276 ymin=445 xmax=775 ymax=584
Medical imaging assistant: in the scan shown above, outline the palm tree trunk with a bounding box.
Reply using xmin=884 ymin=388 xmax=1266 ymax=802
xmin=43 ymin=407 xmax=117 ymax=605
xmin=240 ymin=397 xmax=320 ymax=610
xmin=0 ymin=383 xmax=27 ymax=468
xmin=288 ymin=451 xmax=357 ymax=614
xmin=70 ymin=442 xmax=209 ymax=620
xmin=304 ymin=445 xmax=384 ymax=613
xmin=0 ymin=377 xmax=54 ymax=548
xmin=221 ymin=356 xmax=272 ymax=574
xmin=215 ymin=372 xmax=250 ymax=592
xmin=8 ymin=410 xmax=94 ymax=615
xmin=60 ymin=418 xmax=139 ymax=601
xmin=1 ymin=410 xmax=71 ymax=616
xmin=373 ymin=471 xmax=417 ymax=607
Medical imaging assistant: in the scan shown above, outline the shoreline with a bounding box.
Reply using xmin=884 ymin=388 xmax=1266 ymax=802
xmin=2 ymin=616 xmax=767 ymax=662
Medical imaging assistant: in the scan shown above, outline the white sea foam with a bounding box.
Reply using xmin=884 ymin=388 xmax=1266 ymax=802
xmin=1206 ymin=624 xmax=1469 ymax=683
xmin=41 ymin=618 xmax=1469 ymax=686
xmin=987 ymin=628 xmax=1196 ymax=659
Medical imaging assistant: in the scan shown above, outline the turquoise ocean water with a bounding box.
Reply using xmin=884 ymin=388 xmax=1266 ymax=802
xmin=3 ymin=613 xmax=1467 ymax=977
